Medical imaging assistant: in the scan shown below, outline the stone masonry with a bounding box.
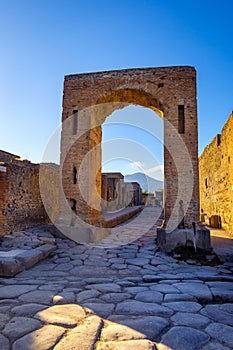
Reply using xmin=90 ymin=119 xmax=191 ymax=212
xmin=199 ymin=112 xmax=233 ymax=236
xmin=59 ymin=66 xmax=202 ymax=245
xmin=0 ymin=160 xmax=49 ymax=236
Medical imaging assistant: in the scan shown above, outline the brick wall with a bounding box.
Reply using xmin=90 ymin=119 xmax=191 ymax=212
xmin=199 ymin=112 xmax=233 ymax=235
xmin=0 ymin=150 xmax=20 ymax=163
xmin=0 ymin=161 xmax=49 ymax=236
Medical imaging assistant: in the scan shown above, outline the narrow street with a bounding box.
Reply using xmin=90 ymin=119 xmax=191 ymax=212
xmin=0 ymin=207 xmax=232 ymax=349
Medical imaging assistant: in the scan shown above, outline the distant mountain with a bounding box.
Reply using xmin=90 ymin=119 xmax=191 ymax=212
xmin=124 ymin=172 xmax=163 ymax=192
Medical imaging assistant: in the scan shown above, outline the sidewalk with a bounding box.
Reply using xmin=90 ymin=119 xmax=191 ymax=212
xmin=0 ymin=207 xmax=232 ymax=350
xmin=210 ymin=227 xmax=233 ymax=262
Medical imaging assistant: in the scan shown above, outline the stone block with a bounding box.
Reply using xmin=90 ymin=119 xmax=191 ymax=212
xmin=0 ymin=258 xmax=23 ymax=277
xmin=157 ymin=227 xmax=211 ymax=252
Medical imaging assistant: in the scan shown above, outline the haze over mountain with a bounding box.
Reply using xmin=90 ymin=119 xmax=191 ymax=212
xmin=125 ymin=172 xmax=163 ymax=192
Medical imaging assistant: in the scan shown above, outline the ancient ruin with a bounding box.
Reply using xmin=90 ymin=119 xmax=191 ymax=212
xmin=199 ymin=112 xmax=233 ymax=236
xmin=102 ymin=173 xmax=142 ymax=212
xmin=58 ymin=66 xmax=210 ymax=249
xmin=0 ymin=151 xmax=48 ymax=236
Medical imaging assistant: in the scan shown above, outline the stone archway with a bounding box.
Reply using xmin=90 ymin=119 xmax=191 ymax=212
xmin=58 ymin=66 xmax=210 ymax=249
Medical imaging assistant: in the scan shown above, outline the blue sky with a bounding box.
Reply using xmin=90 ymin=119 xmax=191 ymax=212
xmin=0 ymin=1 xmax=232 ymax=180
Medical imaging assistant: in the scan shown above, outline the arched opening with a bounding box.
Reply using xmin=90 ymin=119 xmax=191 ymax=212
xmin=101 ymin=105 xmax=164 ymax=215
xmin=58 ymin=66 xmax=210 ymax=249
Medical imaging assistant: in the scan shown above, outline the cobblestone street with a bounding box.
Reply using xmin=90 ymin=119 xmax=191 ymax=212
xmin=0 ymin=208 xmax=233 ymax=350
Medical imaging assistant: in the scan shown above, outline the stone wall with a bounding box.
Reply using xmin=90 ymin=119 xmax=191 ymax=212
xmin=199 ymin=112 xmax=233 ymax=236
xmin=0 ymin=150 xmax=20 ymax=163
xmin=0 ymin=161 xmax=49 ymax=236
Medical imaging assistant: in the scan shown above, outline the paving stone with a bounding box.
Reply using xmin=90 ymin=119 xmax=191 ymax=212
xmin=61 ymin=287 xmax=82 ymax=293
xmin=108 ymin=315 xmax=169 ymax=340
xmin=143 ymin=275 xmax=162 ymax=282
xmin=210 ymin=288 xmax=233 ymax=302
xmin=101 ymin=322 xmax=146 ymax=341
xmin=35 ymin=304 xmax=86 ymax=327
xmin=219 ymin=303 xmax=233 ymax=313
xmin=161 ymin=326 xmax=209 ymax=350
xmin=53 ymin=257 xmax=70 ymax=263
xmin=122 ymin=276 xmax=142 ymax=283
xmin=159 ymin=279 xmax=180 ymax=284
xmin=137 ymin=253 xmax=154 ymax=259
xmin=34 ymin=270 xmax=68 ymax=277
xmin=0 ymin=313 xmax=10 ymax=330
xmin=109 ymin=257 xmax=125 ymax=264
xmin=205 ymin=323 xmax=233 ymax=348
xmin=0 ymin=334 xmax=10 ymax=350
xmin=140 ymin=245 xmax=156 ymax=251
xmin=0 ymin=284 xmax=37 ymax=298
xmin=118 ymin=253 xmax=136 ymax=259
xmin=171 ymin=312 xmax=210 ymax=328
xmin=173 ymin=282 xmax=213 ymax=302
xmin=205 ymin=281 xmax=233 ymax=289
xmin=83 ymin=303 xmax=115 ymax=318
xmin=115 ymin=301 xmax=173 ymax=316
xmin=38 ymin=284 xmax=64 ymax=291
xmin=53 ymin=292 xmax=75 ymax=304
xmin=112 ymin=263 xmax=127 ymax=269
xmin=201 ymin=304 xmax=233 ymax=326
xmin=163 ymin=301 xmax=202 ymax=312
xmin=84 ymin=278 xmax=114 ymax=284
xmin=12 ymin=324 xmax=66 ymax=350
xmin=115 ymin=281 xmax=135 ymax=287
xmin=143 ymin=264 xmax=158 ymax=271
xmin=201 ymin=341 xmax=231 ymax=350
xmin=19 ymin=290 xmax=55 ymax=304
xmin=0 ymin=306 xmax=11 ymax=312
xmin=0 ymin=299 xmax=20 ymax=306
xmin=84 ymin=260 xmax=110 ymax=267
xmin=124 ymin=286 xmax=148 ymax=294
xmin=54 ymin=263 xmax=74 ymax=271
xmin=150 ymin=258 xmax=167 ymax=266
xmin=3 ymin=316 xmax=41 ymax=341
xmin=0 ymin=257 xmax=24 ymax=277
xmin=96 ymin=339 xmax=156 ymax=350
xmin=70 ymin=259 xmax=83 ymax=266
xmin=86 ymin=283 xmax=121 ymax=293
xmin=135 ymin=291 xmax=163 ymax=303
xmin=100 ymin=293 xmax=131 ymax=303
xmin=54 ymin=315 xmax=103 ymax=350
xmin=126 ymin=258 xmax=149 ymax=266
xmin=164 ymin=293 xmax=197 ymax=302
xmin=11 ymin=303 xmax=47 ymax=316
xmin=76 ymin=289 xmax=101 ymax=302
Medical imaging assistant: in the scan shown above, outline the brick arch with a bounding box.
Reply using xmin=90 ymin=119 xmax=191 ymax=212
xmin=95 ymin=88 xmax=165 ymax=120
xmin=58 ymin=66 xmax=208 ymax=248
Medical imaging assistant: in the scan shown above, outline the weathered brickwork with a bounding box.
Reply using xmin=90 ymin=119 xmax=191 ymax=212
xmin=0 ymin=150 xmax=20 ymax=163
xmin=0 ymin=160 xmax=49 ymax=236
xmin=101 ymin=173 xmax=142 ymax=213
xmin=199 ymin=112 xmax=233 ymax=236
xmin=60 ymin=66 xmax=200 ymax=232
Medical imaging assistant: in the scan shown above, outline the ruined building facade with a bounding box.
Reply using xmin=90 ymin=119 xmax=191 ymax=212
xmin=199 ymin=112 xmax=233 ymax=236
xmin=0 ymin=153 xmax=48 ymax=236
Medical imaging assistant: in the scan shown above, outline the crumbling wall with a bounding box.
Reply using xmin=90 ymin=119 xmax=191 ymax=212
xmin=0 ymin=150 xmax=20 ymax=163
xmin=0 ymin=161 xmax=49 ymax=236
xmin=0 ymin=166 xmax=9 ymax=236
xmin=199 ymin=112 xmax=233 ymax=235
